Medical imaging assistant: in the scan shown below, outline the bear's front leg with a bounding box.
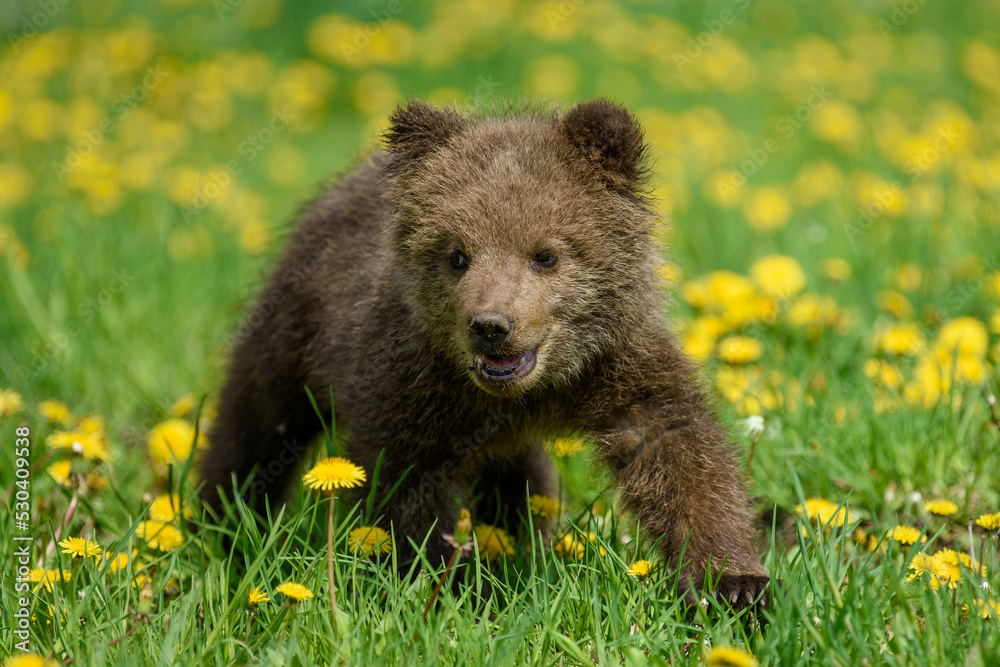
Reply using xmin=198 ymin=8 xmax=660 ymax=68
xmin=577 ymin=333 xmax=770 ymax=610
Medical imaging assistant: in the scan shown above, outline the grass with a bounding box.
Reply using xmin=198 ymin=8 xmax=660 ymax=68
xmin=2 ymin=0 xmax=1000 ymax=664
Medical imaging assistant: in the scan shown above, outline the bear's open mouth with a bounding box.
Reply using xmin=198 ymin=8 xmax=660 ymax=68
xmin=473 ymin=346 xmax=538 ymax=382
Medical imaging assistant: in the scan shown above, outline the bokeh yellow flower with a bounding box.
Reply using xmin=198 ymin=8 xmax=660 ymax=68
xmin=876 ymin=290 xmax=913 ymax=319
xmin=554 ymin=531 xmax=605 ymax=559
xmin=875 ymin=322 xmax=925 ymax=356
xmin=529 ymin=494 xmax=560 ymax=519
xmin=742 ymin=187 xmax=791 ymax=232
xmin=148 ymin=419 xmax=201 ymax=465
xmin=795 ymin=498 xmax=854 ymax=528
xmin=38 ymin=399 xmax=71 ymax=425
xmin=976 ymin=512 xmax=1000 ymax=531
xmin=275 ymin=581 xmax=314 ymax=601
xmin=936 ymin=317 xmax=988 ymax=357
xmin=348 ymin=526 xmax=392 ymax=555
xmin=136 ymin=520 xmax=184 ymax=551
xmin=474 ymin=524 xmax=514 ymax=560
xmin=149 ymin=493 xmax=191 ymax=522
xmin=3 ymin=654 xmax=59 ymax=667
xmin=889 ymin=525 xmax=923 ymax=545
xmin=822 ymin=257 xmax=852 ymax=282
xmin=547 ymin=436 xmax=586 ymax=457
xmin=169 ymin=393 xmax=199 ymax=418
xmin=0 ymin=388 xmax=25 ymax=417
xmin=705 ymin=645 xmax=759 ymax=667
xmin=47 ymin=418 xmax=111 ymax=461
xmin=923 ymin=499 xmax=958 ymax=517
xmin=27 ymin=568 xmax=71 ymax=593
xmin=716 ymin=336 xmax=764 ymax=365
xmin=749 ymin=254 xmax=806 ymax=299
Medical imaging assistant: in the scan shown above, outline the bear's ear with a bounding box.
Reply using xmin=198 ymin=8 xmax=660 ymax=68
xmin=384 ymin=100 xmax=466 ymax=163
xmin=559 ymin=99 xmax=648 ymax=189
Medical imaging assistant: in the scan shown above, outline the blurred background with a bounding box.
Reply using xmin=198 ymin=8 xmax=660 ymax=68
xmin=1 ymin=0 xmax=999 ymax=451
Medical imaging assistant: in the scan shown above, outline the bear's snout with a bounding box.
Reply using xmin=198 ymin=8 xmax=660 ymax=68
xmin=468 ymin=312 xmax=515 ymax=353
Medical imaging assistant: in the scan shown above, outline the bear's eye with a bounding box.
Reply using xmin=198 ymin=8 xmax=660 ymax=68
xmin=532 ymin=251 xmax=558 ymax=270
xmin=449 ymin=249 xmax=469 ymax=271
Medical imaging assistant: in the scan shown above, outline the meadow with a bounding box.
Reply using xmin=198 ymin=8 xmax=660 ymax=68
xmin=1 ymin=0 xmax=1000 ymax=664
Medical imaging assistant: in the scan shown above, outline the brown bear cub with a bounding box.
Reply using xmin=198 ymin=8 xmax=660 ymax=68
xmin=200 ymin=99 xmax=770 ymax=609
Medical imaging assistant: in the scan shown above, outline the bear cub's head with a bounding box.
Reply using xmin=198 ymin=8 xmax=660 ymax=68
xmin=383 ymin=99 xmax=660 ymax=397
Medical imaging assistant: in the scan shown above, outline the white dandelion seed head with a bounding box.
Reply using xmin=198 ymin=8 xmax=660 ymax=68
xmin=739 ymin=415 xmax=766 ymax=438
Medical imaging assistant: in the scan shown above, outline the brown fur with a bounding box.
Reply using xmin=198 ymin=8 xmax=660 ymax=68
xmin=200 ymin=99 xmax=769 ymax=609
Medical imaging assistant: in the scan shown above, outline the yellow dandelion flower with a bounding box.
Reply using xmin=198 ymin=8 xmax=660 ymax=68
xmin=875 ymin=322 xmax=925 ymax=356
xmin=148 ymin=494 xmax=191 ymax=522
xmin=169 ymin=393 xmax=199 ymax=418
xmin=105 ymin=551 xmax=130 ymax=573
xmin=923 ymin=499 xmax=958 ymax=517
xmin=3 ymin=654 xmax=59 ymax=667
xmin=862 ymin=358 xmax=904 ymax=390
xmin=275 ymin=581 xmax=314 ymax=601
xmin=148 ymin=419 xmax=201 ymax=465
xmin=0 ymin=388 xmax=24 ymax=417
xmin=473 ymin=524 xmax=514 ymax=560
xmin=810 ymin=100 xmax=863 ymax=151
xmin=626 ymin=560 xmax=652 ymax=578
xmin=822 ymin=258 xmax=852 ymax=282
xmin=555 ymin=531 xmax=585 ymax=559
xmin=348 ymin=526 xmax=392 ymax=555
xmin=302 ymin=456 xmax=367 ymax=492
xmin=247 ymin=587 xmax=270 ymax=605
xmin=554 ymin=531 xmax=605 ymax=559
xmin=529 ymin=494 xmax=560 ymax=519
xmin=975 ymin=512 xmax=1000 ymax=531
xmin=38 ymin=399 xmax=71 ymax=425
xmin=47 ymin=416 xmax=111 ymax=461
xmin=889 ymin=525 xmax=923 ymax=545
xmin=896 ymin=263 xmax=922 ymax=291
xmin=932 ymin=548 xmax=984 ymax=587
xmin=547 ymin=436 xmax=586 ymax=457
xmin=704 ymin=271 xmax=755 ymax=309
xmin=965 ymin=599 xmax=1000 ymax=619
xmin=742 ymin=186 xmax=791 ymax=232
xmin=786 ymin=294 xmax=841 ymax=330
xmin=47 ymin=460 xmax=72 ymax=486
xmin=795 ymin=498 xmax=854 ymax=527
xmin=705 ymin=645 xmax=759 ymax=667
xmin=683 ymin=315 xmax=728 ymax=360
xmin=876 ymin=290 xmax=914 ymax=319
xmin=59 ymin=536 xmax=102 ymax=560
xmin=136 ymin=521 xmax=185 ymax=551
xmin=937 ymin=317 xmax=988 ymax=358
xmin=749 ymin=254 xmax=806 ymax=299
xmin=681 ymin=279 xmax=710 ymax=309
xmin=27 ymin=568 xmax=71 ymax=592
xmin=716 ymin=336 xmax=764 ymax=365
xmin=907 ymin=552 xmax=950 ymax=590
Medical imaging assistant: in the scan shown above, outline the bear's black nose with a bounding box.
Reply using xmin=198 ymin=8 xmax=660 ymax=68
xmin=468 ymin=313 xmax=515 ymax=352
